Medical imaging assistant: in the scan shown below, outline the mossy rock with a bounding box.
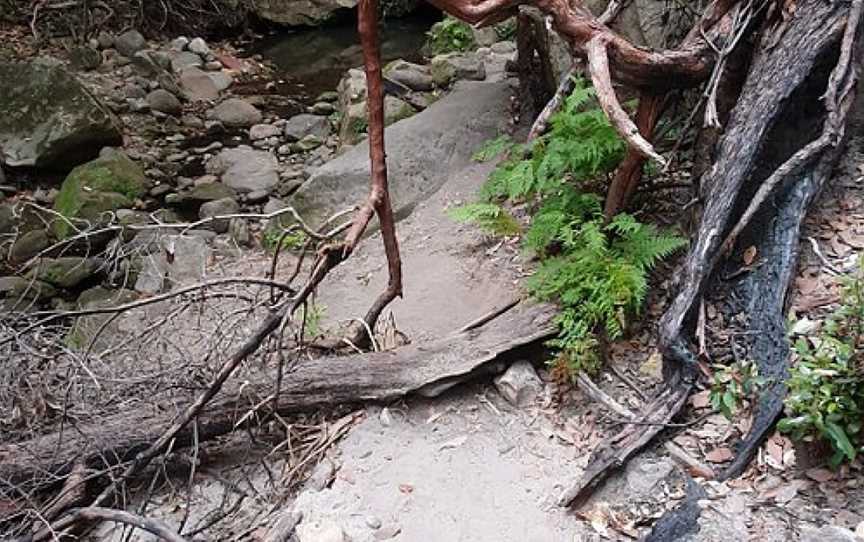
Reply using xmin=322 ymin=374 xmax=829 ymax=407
xmin=0 ymin=275 xmax=57 ymax=311
xmin=53 ymin=150 xmax=147 ymax=238
xmin=28 ymin=257 xmax=101 ymax=288
xmin=65 ymin=286 xmax=138 ymax=350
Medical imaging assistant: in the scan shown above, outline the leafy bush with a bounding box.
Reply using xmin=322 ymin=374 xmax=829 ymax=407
xmin=779 ymin=257 xmax=864 ymax=465
xmin=453 ymin=78 xmax=686 ymax=375
xmin=262 ymin=227 xmax=308 ymax=253
xmin=425 ymin=16 xmax=476 ymax=54
xmin=709 ymin=361 xmax=764 ymax=419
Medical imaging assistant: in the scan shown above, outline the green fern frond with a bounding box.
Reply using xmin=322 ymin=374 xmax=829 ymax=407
xmin=447 ymin=203 xmax=521 ymax=236
xmin=472 ymin=135 xmax=513 ymax=162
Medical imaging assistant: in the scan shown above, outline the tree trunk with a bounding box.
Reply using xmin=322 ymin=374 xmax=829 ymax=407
xmin=0 ymin=303 xmax=556 ymax=498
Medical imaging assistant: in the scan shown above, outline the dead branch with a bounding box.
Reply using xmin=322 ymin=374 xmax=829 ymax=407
xmin=65 ymin=507 xmax=188 ymax=542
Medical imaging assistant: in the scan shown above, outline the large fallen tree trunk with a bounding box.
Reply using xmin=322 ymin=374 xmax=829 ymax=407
xmin=0 ymin=303 xmax=556 ymax=497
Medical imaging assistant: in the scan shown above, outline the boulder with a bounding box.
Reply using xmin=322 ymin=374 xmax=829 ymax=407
xmin=251 ymin=0 xmax=358 ymax=25
xmin=494 ymin=361 xmax=544 ymax=407
xmin=8 ymin=230 xmax=50 ymax=263
xmin=65 ymin=286 xmax=138 ymax=350
xmin=188 ymin=37 xmax=210 ymax=56
xmin=133 ymin=235 xmax=209 ymax=294
xmin=0 ymin=276 xmax=57 ymax=311
xmin=206 ymin=146 xmax=278 ymax=194
xmin=170 ymin=51 xmax=204 ymax=73
xmin=199 ymin=197 xmax=240 ymax=233
xmin=284 ymin=114 xmax=331 ymax=142
xmin=53 ymin=150 xmax=147 ymax=238
xmin=29 ymin=257 xmax=101 ymax=289
xmin=292 ymin=81 xmax=511 ymax=224
xmin=336 ymin=69 xmax=419 ymax=145
xmin=114 ymin=30 xmax=146 ymax=58
xmin=207 ymin=98 xmax=262 ymax=128
xmin=177 ymin=181 xmax=237 ymax=203
xmin=0 ymin=59 xmax=122 ymax=169
xmin=430 ymin=53 xmax=486 ymax=87
xmin=179 ymin=66 xmax=219 ymax=101
xmin=385 ymin=59 xmax=435 ymax=91
xmin=0 ymin=204 xmax=14 ymax=235
xmin=146 ymin=89 xmax=182 ymax=115
xmin=250 ymin=123 xmax=283 ymax=141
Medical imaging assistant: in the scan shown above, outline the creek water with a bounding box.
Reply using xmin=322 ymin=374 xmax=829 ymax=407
xmin=256 ymin=14 xmax=434 ymax=104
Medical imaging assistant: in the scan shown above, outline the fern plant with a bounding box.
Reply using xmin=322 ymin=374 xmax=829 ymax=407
xmin=425 ymin=16 xmax=476 ymax=55
xmin=452 ymin=78 xmax=685 ymax=376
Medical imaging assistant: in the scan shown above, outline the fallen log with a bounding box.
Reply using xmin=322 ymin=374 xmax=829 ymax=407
xmin=0 ymin=302 xmax=557 ymax=496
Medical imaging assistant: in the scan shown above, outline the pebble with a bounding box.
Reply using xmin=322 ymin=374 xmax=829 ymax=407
xmin=203 ymin=60 xmax=223 ymax=71
xmin=245 ymin=190 xmax=269 ymax=204
xmin=166 ymin=151 xmax=189 ymax=162
xmin=188 ymin=37 xmax=210 ymax=56
xmin=374 ymin=524 xmax=401 ymax=540
xmin=150 ymin=184 xmax=173 ymax=198
xmin=194 ymin=142 xmax=222 ymax=154
xmin=170 ymin=36 xmax=190 ymax=51
xmin=365 ymin=516 xmax=382 ymax=530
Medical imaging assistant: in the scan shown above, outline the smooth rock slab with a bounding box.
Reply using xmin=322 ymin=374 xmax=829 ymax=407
xmin=0 ymin=59 xmax=122 ymax=169
xmin=206 ymin=146 xmax=278 ymax=194
xmin=292 ymin=81 xmax=511 ymax=224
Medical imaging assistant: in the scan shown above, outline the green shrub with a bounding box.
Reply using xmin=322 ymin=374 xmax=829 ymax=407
xmin=452 ymin=78 xmax=686 ymax=375
xmin=262 ymin=227 xmax=308 ymax=253
xmin=425 ymin=16 xmax=476 ymax=55
xmin=709 ymin=361 xmax=764 ymax=420
xmin=779 ymin=257 xmax=864 ymax=466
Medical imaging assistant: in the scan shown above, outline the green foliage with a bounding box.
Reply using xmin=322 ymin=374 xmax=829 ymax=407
xmin=478 ymin=80 xmax=626 ymax=202
xmin=779 ymin=256 xmax=864 ymax=466
xmin=453 ymin=78 xmax=685 ymax=376
xmin=298 ymin=303 xmax=326 ymax=339
xmin=709 ymin=361 xmax=764 ymax=420
xmin=472 ymin=135 xmax=513 ymax=162
xmin=425 ymin=16 xmax=476 ymax=54
xmin=494 ymin=19 xmax=517 ymax=41
xmin=447 ymin=203 xmax=521 ymax=236
xmin=262 ymin=227 xmax=308 ymax=253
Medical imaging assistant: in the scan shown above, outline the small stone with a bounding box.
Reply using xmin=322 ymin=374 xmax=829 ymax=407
xmin=365 ymin=516 xmax=382 ymax=530
xmin=491 ymin=40 xmax=516 ymax=54
xmin=188 ymin=37 xmax=210 ymax=56
xmin=123 ymin=83 xmax=147 ymax=100
xmin=114 ymin=29 xmax=146 ymax=58
xmin=283 ymin=114 xmax=331 ymax=142
xmin=182 ymin=114 xmax=205 ymax=129
xmin=9 ymin=230 xmax=50 ymax=263
xmin=170 ymin=36 xmax=190 ymax=51
xmin=146 ymin=89 xmax=182 ymax=115
xmin=166 ymin=151 xmax=189 ymax=162
xmin=379 ymin=407 xmax=393 ymax=427
xmin=245 ymin=189 xmax=270 ymax=204
xmin=150 ymin=184 xmax=173 ymax=198
xmin=317 ymin=90 xmax=340 ymax=102
xmin=249 ymin=123 xmax=282 ymax=140
xmin=96 ymin=31 xmax=114 ymax=49
xmin=385 ymin=59 xmax=435 ymax=91
xmin=69 ymin=46 xmax=102 ymax=71
xmin=264 ymin=509 xmax=303 ymax=541
xmin=493 ymin=360 xmax=543 ymax=407
xmin=203 ymin=60 xmax=223 ymax=71
xmin=374 ymin=524 xmax=401 ymax=540
xmin=228 ymin=218 xmax=250 ymax=246
xmin=430 ymin=52 xmax=486 ymax=87
xmin=170 ymin=51 xmax=203 ymax=73
xmin=309 ymin=101 xmax=336 ymax=115
xmin=304 ymin=458 xmax=335 ymax=492
xmin=179 ymin=66 xmax=220 ymax=102
xmin=295 ymin=134 xmax=323 ymax=152
xmin=208 ymin=98 xmax=262 ymax=128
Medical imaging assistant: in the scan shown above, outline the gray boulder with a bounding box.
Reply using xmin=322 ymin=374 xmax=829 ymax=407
xmin=0 ymin=276 xmax=57 ymax=311
xmin=385 ymin=59 xmax=435 ymax=91
xmin=146 ymin=89 xmax=182 ymax=115
xmin=66 ymin=286 xmax=138 ymax=350
xmin=292 ymin=82 xmax=511 ymax=225
xmin=494 ymin=361 xmax=544 ymax=407
xmin=170 ymin=51 xmax=204 ymax=73
xmin=0 ymin=204 xmax=14 ymax=235
xmin=430 ymin=53 xmax=486 ymax=87
xmin=29 ymin=257 xmax=101 ymax=289
xmin=188 ymin=37 xmax=210 ymax=56
xmin=250 ymin=123 xmax=282 ymax=140
xmin=179 ymin=66 xmax=220 ymax=101
xmin=207 ymin=98 xmax=263 ymax=128
xmin=134 ymin=235 xmax=209 ymax=294
xmin=114 ymin=30 xmax=146 ymax=58
xmin=284 ymin=114 xmax=331 ymax=142
xmin=0 ymin=59 xmax=122 ymax=169
xmin=206 ymin=146 xmax=278 ymax=194
xmin=8 ymin=230 xmax=50 ymax=263
xmin=199 ymin=197 xmax=240 ymax=233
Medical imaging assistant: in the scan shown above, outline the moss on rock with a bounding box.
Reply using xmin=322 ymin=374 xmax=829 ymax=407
xmin=53 ymin=150 xmax=147 ymax=238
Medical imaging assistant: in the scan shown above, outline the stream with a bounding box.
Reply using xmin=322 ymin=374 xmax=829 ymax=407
xmin=255 ymin=14 xmax=434 ymax=104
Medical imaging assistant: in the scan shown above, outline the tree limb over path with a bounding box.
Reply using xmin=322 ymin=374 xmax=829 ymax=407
xmin=0 ymin=303 xmax=557 ymax=496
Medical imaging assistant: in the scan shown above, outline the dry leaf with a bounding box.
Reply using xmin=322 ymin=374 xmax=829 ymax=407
xmin=742 ymin=245 xmax=758 ymax=265
xmin=705 ymin=447 xmax=734 ymax=463
xmin=765 ymin=437 xmax=784 ymax=466
xmin=690 ymin=390 xmax=712 ymax=409
xmin=805 ymin=468 xmax=835 ymax=483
